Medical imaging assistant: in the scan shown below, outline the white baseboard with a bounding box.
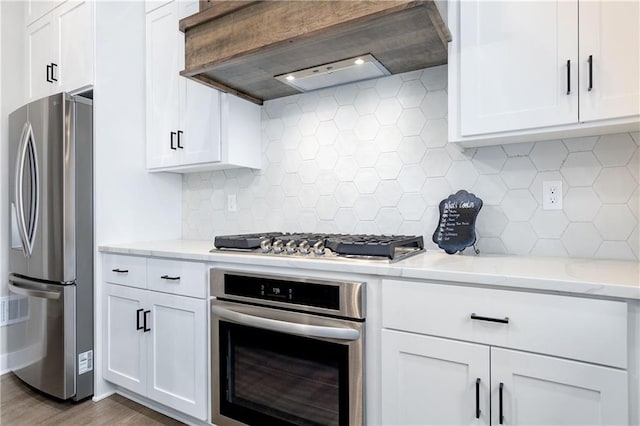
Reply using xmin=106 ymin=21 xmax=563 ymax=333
xmin=116 ymin=388 xmax=211 ymax=426
xmin=92 ymin=389 xmax=116 ymax=402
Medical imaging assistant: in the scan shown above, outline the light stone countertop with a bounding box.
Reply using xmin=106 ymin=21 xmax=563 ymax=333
xmin=99 ymin=240 xmax=640 ymax=300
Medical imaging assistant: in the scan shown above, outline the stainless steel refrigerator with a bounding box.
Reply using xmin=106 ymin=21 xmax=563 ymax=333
xmin=8 ymin=92 xmax=93 ymax=401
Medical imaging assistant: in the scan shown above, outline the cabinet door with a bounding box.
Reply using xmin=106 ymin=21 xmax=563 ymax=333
xmin=146 ymin=291 xmax=207 ymax=420
xmin=25 ymin=0 xmax=60 ymax=26
xmin=579 ymin=1 xmax=640 ymax=122
xmin=382 ymin=330 xmax=490 ymax=425
xmin=146 ymin=1 xmax=181 ymax=169
xmin=26 ymin=17 xmax=56 ymax=100
xmin=57 ymin=0 xmax=93 ymax=93
xmin=179 ymin=80 xmax=222 ymax=165
xmin=491 ymin=348 xmax=628 ymax=426
xmin=102 ymin=284 xmax=147 ymax=396
xmin=459 ymin=0 xmax=578 ymax=135
xmin=175 ymin=0 xmax=221 ymax=167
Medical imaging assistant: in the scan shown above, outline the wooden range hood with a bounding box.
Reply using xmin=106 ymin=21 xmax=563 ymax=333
xmin=179 ymin=1 xmax=451 ymax=105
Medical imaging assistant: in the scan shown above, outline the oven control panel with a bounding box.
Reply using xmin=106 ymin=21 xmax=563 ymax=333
xmin=224 ymin=274 xmax=340 ymax=310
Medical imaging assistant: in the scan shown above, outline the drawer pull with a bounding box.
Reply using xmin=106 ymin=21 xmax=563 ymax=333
xmin=112 ymin=268 xmax=129 ymax=273
xmin=160 ymin=275 xmax=180 ymax=281
xmin=475 ymin=378 xmax=481 ymax=419
xmin=470 ymin=313 xmax=509 ymax=324
xmin=499 ymin=382 xmax=504 ymax=424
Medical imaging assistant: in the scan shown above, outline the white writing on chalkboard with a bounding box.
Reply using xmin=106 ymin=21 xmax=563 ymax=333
xmin=444 ymin=200 xmax=476 ymax=209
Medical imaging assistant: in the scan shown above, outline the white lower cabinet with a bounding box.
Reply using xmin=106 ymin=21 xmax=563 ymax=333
xmin=492 ymin=348 xmax=627 ymax=426
xmin=103 ymin=282 xmax=207 ymax=420
xmin=382 ymin=330 xmax=627 ymax=426
xmin=146 ymin=290 xmax=207 ymax=417
xmin=103 ymin=284 xmax=147 ymax=395
xmin=382 ymin=330 xmax=490 ymax=425
xmin=381 ymin=279 xmax=629 ymax=426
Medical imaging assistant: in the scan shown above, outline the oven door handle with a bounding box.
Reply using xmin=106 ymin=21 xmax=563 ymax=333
xmin=211 ymin=305 xmax=361 ymax=341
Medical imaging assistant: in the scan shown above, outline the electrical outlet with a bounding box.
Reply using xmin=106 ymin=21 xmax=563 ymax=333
xmin=542 ymin=181 xmax=563 ymax=210
xmin=227 ymin=194 xmax=237 ymax=212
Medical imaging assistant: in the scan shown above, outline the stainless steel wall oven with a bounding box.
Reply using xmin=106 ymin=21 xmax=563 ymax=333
xmin=210 ymin=270 xmax=365 ymax=426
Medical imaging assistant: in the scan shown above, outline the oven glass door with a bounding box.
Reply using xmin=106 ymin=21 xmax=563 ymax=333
xmin=219 ymin=321 xmax=350 ymax=426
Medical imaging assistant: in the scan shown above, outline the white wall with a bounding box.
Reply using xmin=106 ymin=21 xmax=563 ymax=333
xmin=182 ymin=67 xmax=640 ymax=261
xmin=92 ymin=0 xmax=182 ymax=398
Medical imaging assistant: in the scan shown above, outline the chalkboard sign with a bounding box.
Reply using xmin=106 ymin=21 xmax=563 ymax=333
xmin=432 ymin=190 xmax=483 ymax=254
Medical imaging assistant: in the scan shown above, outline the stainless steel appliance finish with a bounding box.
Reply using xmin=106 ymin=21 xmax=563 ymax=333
xmin=212 ymin=232 xmax=425 ymax=263
xmin=7 ymin=93 xmax=93 ymax=401
xmin=211 ymin=269 xmax=365 ymax=426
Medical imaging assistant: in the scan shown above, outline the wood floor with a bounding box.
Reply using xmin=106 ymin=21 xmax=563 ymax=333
xmin=0 ymin=373 xmax=185 ymax=425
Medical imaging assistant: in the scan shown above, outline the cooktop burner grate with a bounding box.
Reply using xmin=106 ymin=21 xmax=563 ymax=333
xmin=213 ymin=232 xmax=424 ymax=261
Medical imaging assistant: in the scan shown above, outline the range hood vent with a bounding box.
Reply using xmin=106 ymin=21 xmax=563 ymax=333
xmin=275 ymin=54 xmax=391 ymax=92
xmin=180 ymin=1 xmax=451 ymax=105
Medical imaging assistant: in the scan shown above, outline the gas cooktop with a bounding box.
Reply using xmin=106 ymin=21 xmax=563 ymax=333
xmin=211 ymin=232 xmax=425 ymax=262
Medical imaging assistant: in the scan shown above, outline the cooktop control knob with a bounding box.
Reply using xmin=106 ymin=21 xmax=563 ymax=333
xmin=285 ymin=240 xmax=297 ymax=254
xmin=260 ymin=239 xmax=272 ymax=253
xmin=272 ymin=239 xmax=284 ymax=253
xmin=298 ymin=240 xmax=310 ymax=255
xmin=312 ymin=241 xmax=325 ymax=255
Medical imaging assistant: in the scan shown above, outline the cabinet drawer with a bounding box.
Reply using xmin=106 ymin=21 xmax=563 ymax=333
xmin=147 ymin=259 xmax=206 ymax=298
xmin=103 ymin=254 xmax=147 ymax=288
xmin=382 ymin=280 xmax=628 ymax=368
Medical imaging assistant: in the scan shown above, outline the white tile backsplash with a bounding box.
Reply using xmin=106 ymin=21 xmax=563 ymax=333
xmin=182 ymin=65 xmax=640 ymax=260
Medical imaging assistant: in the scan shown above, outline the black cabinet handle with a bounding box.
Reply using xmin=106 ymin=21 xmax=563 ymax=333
xmin=475 ymin=378 xmax=481 ymax=419
xmin=160 ymin=274 xmax=180 ymax=281
xmin=170 ymin=132 xmax=177 ymax=150
xmin=46 ymin=64 xmax=52 ymax=83
xmin=136 ymin=308 xmax=144 ymax=330
xmin=51 ymin=63 xmax=57 ymax=82
xmin=470 ymin=313 xmax=509 ymax=324
xmin=499 ymin=382 xmax=504 ymax=424
xmin=143 ymin=310 xmax=151 ymax=332
xmin=112 ymin=268 xmax=129 ymax=273
xmin=566 ymin=59 xmax=571 ymax=94
xmin=588 ymin=55 xmax=593 ymax=91
xmin=177 ymin=130 xmax=183 ymax=149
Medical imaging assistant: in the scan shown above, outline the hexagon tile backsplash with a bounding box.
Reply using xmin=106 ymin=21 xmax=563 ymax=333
xmin=183 ymin=65 xmax=640 ymax=261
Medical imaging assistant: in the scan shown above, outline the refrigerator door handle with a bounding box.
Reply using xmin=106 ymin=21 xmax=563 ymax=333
xmin=14 ymin=122 xmax=39 ymax=258
xmin=8 ymin=275 xmax=62 ymax=300
xmin=14 ymin=123 xmax=30 ymax=255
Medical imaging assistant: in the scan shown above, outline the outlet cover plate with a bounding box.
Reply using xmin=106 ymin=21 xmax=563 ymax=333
xmin=543 ymin=181 xmax=563 ymax=210
xmin=227 ymin=194 xmax=237 ymax=212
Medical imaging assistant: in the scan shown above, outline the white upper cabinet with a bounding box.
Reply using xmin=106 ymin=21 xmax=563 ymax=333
xmin=145 ymin=0 xmax=260 ymax=173
xmin=449 ymin=0 xmax=640 ymax=147
xmin=27 ymin=16 xmax=56 ymax=101
xmin=146 ymin=2 xmax=182 ymax=169
xmin=25 ymin=0 xmax=61 ymax=26
xmin=459 ymin=1 xmax=578 ymax=136
xmin=25 ymin=0 xmax=94 ymax=101
xmin=579 ymin=1 xmax=640 ymax=122
xmin=56 ymin=1 xmax=94 ymax=95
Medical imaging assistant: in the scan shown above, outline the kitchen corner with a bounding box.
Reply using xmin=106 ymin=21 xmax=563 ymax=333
xmin=1 ymin=0 xmax=639 ymax=425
